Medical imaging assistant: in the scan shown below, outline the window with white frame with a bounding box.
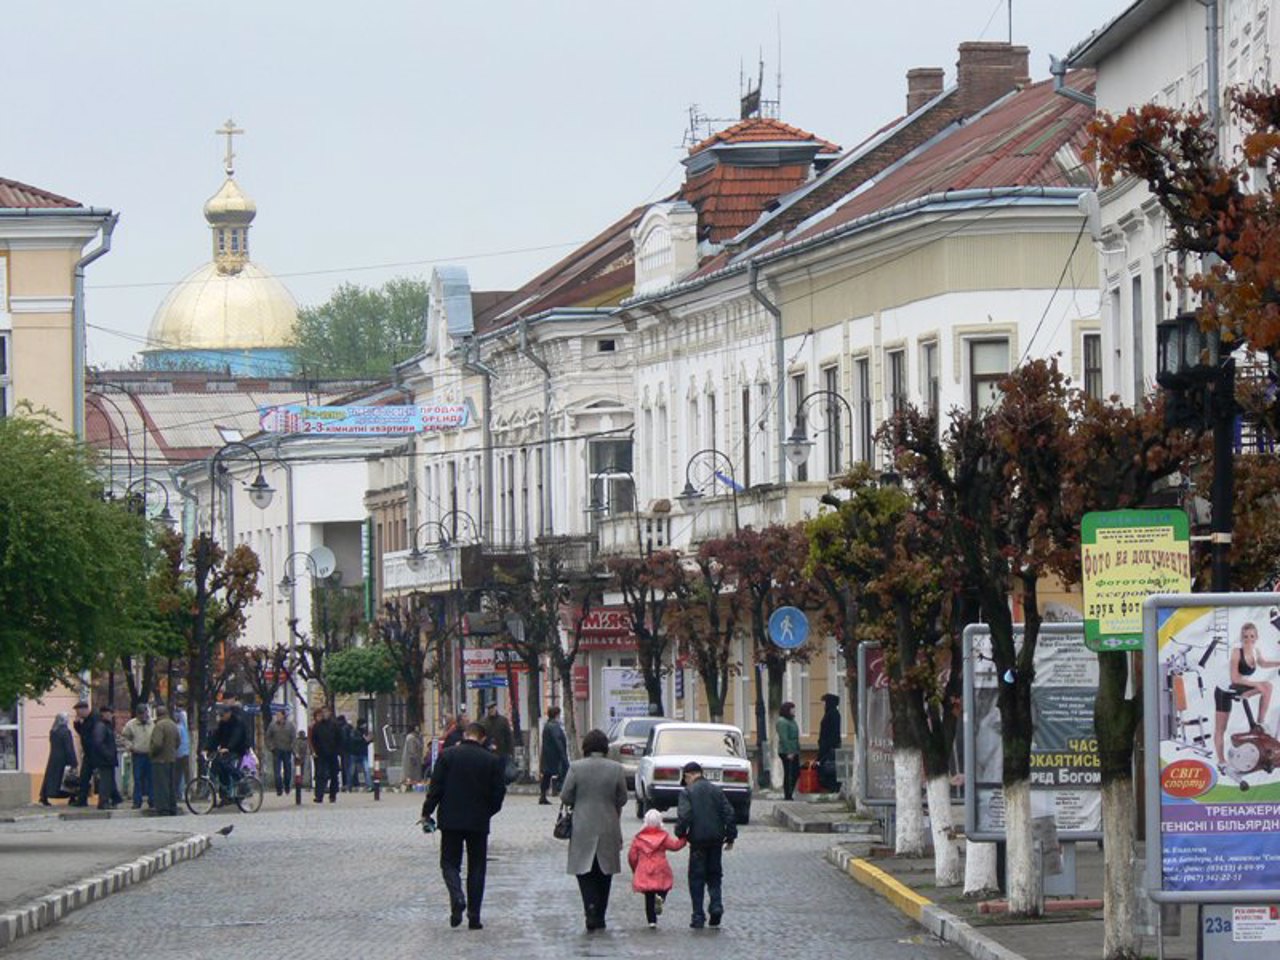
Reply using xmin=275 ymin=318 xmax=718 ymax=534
xmin=0 ymin=332 xmax=11 ymax=417
xmin=887 ymin=349 xmax=907 ymax=415
xmin=855 ymin=357 xmax=872 ymax=464
xmin=589 ymin=439 xmax=634 ymax=515
xmin=740 ymin=388 xmax=752 ymax=489
xmin=1083 ymin=332 xmax=1103 ymax=401
xmin=756 ymin=383 xmax=770 ymax=482
xmin=822 ymin=365 xmax=842 ymax=476
xmin=707 ymin=392 xmax=717 ymax=450
xmin=1131 ymin=274 xmax=1145 ymax=403
xmin=969 ymin=339 xmax=1009 ymax=413
xmin=790 ymin=372 xmax=808 ymax=482
xmin=0 ymin=700 xmax=19 ymax=772
xmin=921 ymin=341 xmax=940 ymax=421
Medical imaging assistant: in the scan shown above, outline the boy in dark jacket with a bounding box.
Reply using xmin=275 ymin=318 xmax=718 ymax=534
xmin=675 ymin=761 xmax=738 ymax=929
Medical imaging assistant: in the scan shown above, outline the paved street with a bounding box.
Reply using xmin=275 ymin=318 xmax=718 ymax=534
xmin=5 ymin=793 xmax=963 ymax=959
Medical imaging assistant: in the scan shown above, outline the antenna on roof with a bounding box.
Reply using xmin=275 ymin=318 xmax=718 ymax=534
xmin=740 ymin=58 xmax=763 ymax=119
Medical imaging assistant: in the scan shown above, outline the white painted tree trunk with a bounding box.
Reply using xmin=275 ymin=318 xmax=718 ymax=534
xmin=1101 ymin=777 xmax=1137 ymax=960
xmin=964 ymin=840 xmax=999 ymax=897
xmin=1004 ymin=778 xmax=1040 ymax=915
xmin=852 ymin=729 xmax=871 ymax=813
xmin=926 ymin=774 xmax=962 ymax=886
xmin=893 ymin=747 xmax=927 ymax=856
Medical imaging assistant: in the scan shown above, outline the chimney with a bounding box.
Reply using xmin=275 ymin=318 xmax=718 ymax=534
xmin=906 ymin=68 xmax=945 ymax=113
xmin=956 ymin=41 xmax=1031 ymax=116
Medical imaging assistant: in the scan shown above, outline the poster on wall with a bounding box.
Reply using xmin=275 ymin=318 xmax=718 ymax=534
xmin=601 ymin=667 xmax=649 ymax=721
xmin=857 ymin=643 xmax=895 ymax=806
xmin=1144 ymin=595 xmax=1280 ymax=901
xmin=964 ymin=623 xmax=1102 ymax=841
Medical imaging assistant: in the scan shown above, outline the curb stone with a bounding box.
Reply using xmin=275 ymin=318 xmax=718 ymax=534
xmin=826 ymin=845 xmax=1027 ymax=960
xmin=0 ymin=833 xmax=210 ymax=949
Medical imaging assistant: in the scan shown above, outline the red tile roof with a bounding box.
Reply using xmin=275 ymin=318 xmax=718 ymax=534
xmin=473 ymin=204 xmax=648 ymax=333
xmin=784 ymin=74 xmax=1095 ymax=247
xmin=0 ymin=177 xmax=82 ymax=209
xmin=683 ymin=162 xmax=815 ymax=243
xmin=688 ymin=117 xmax=840 ymax=156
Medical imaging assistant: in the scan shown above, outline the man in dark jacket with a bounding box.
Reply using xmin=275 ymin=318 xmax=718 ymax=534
xmin=309 ymin=708 xmax=342 ymax=803
xmin=538 ymin=706 xmax=569 ymax=804
xmin=208 ymin=704 xmax=249 ymax=797
xmin=675 ymin=761 xmax=738 ymax=929
xmin=817 ymin=693 xmax=842 ymax=792
xmin=70 ymin=701 xmax=96 ymax=807
xmin=89 ymin=706 xmax=120 ymax=810
xmin=421 ymin=722 xmax=506 ymax=930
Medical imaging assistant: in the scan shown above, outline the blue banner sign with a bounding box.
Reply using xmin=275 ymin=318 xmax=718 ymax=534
xmin=259 ymin=403 xmax=469 ymax=436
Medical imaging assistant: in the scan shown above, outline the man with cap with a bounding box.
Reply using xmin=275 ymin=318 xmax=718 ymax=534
xmin=149 ymin=705 xmax=182 ymax=815
xmin=70 ymin=701 xmax=96 ymax=807
xmin=675 ymin=761 xmax=738 ymax=929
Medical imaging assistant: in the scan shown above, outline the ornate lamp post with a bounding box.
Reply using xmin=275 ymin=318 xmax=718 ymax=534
xmin=406 ymin=509 xmax=478 ymax=716
xmin=1156 ymin=310 xmax=1235 ymax=591
xmin=125 ymin=476 xmax=176 ymax=528
xmin=208 ymin=440 xmax=274 ymax=543
xmin=586 ymin=464 xmax=647 ymax=555
xmin=783 ymin=389 xmax=855 ymax=476
xmin=677 ymin=448 xmax=741 ymax=534
xmin=677 ymin=449 xmax=770 ymax=785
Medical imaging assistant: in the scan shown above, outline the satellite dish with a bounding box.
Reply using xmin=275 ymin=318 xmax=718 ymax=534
xmin=309 ymin=545 xmax=337 ymax=580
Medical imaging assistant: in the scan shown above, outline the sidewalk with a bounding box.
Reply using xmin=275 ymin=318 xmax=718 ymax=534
xmin=826 ymin=834 xmax=1199 ymax=960
xmin=0 ymin=808 xmax=210 ymax=948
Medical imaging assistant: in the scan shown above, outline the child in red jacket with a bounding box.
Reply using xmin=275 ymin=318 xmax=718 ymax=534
xmin=628 ymin=809 xmax=688 ymax=928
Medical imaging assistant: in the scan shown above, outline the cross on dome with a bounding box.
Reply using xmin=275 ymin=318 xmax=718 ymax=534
xmin=216 ymin=118 xmax=244 ymax=176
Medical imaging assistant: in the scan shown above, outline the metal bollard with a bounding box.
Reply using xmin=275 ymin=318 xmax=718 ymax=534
xmin=294 ymin=755 xmax=302 ymax=806
xmin=372 ymin=757 xmax=382 ymax=801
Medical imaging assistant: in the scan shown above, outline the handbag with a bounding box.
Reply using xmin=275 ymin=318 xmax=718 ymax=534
xmin=553 ymin=803 xmax=573 ymax=840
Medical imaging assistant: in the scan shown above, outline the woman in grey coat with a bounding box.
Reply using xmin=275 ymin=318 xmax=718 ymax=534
xmin=560 ymin=728 xmax=627 ymax=931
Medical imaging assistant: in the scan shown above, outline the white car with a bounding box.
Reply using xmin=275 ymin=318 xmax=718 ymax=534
xmin=634 ymin=722 xmax=752 ymax=825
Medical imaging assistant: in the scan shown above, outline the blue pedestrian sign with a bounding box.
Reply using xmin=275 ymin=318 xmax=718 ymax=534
xmin=768 ymin=606 xmax=809 ymax=650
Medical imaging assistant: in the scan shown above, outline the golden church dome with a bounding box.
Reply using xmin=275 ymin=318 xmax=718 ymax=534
xmin=203 ymin=177 xmax=257 ymax=225
xmin=147 ymin=260 xmax=298 ymax=351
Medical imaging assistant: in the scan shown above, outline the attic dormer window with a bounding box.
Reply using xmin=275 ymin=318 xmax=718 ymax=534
xmin=217 ymin=229 xmax=227 ymax=253
xmin=230 ymin=230 xmax=240 ymax=254
xmin=597 ymin=339 xmax=616 ymax=353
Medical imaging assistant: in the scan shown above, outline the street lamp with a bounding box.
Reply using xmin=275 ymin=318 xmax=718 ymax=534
xmin=677 ymin=448 xmax=741 ymax=533
xmin=586 ymin=464 xmax=647 ymax=555
xmin=783 ymin=389 xmax=855 ymax=475
xmin=1156 ymin=309 xmax=1236 ymax=591
xmin=125 ymin=476 xmax=176 ymax=528
xmin=279 ymin=551 xmax=319 ymax=592
xmin=208 ymin=440 xmax=275 ymax=542
xmin=405 ymin=508 xmax=478 ymax=716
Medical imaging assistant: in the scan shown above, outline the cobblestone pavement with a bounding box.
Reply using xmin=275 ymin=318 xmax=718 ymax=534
xmin=6 ymin=792 xmax=964 ymax=959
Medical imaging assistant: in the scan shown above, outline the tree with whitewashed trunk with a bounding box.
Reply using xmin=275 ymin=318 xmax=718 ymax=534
xmin=889 ymin=362 xmax=1077 ymax=915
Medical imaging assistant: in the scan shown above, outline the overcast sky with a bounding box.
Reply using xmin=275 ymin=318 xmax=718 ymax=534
xmin=5 ymin=0 xmax=1127 ymax=369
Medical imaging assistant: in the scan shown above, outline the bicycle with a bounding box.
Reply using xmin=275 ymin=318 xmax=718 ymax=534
xmin=184 ymin=751 xmax=264 ymax=815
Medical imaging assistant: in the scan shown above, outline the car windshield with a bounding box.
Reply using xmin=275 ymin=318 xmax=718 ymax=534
xmin=654 ymin=728 xmax=745 ymax=758
xmin=623 ymin=718 xmax=663 ymax=738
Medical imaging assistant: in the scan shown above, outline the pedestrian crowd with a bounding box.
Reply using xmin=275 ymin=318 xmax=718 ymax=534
xmin=420 ymin=716 xmax=739 ymax=933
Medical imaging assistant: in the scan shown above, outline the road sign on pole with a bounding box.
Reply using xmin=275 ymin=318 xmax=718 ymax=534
xmin=768 ymin=606 xmax=809 ymax=650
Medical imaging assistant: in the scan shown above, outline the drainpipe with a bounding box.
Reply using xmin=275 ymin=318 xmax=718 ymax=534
xmin=1049 ymin=55 xmax=1096 ymax=109
xmin=72 ymin=213 xmax=119 ymax=439
xmin=749 ymin=261 xmax=787 ymax=486
xmin=518 ymin=318 xmax=553 ymax=537
xmin=460 ymin=338 xmax=498 ymax=544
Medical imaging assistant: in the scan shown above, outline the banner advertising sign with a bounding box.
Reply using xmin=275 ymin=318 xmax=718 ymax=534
xmin=258 ymin=403 xmax=469 ymax=436
xmin=856 ymin=643 xmax=895 ymax=807
xmin=964 ymin=623 xmax=1102 ymax=841
xmin=462 ymin=648 xmax=494 ymax=676
xmin=601 ymin=667 xmax=648 ymax=722
xmin=1143 ymin=593 xmax=1280 ymax=904
xmin=1082 ymin=509 xmax=1190 ymax=652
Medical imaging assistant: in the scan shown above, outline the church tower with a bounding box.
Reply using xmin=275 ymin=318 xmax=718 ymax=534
xmin=143 ymin=119 xmax=299 ymax=376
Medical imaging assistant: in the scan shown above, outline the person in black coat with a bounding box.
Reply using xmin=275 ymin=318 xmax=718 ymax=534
xmin=39 ymin=713 xmax=77 ymax=805
xmin=89 ymin=705 xmax=120 ymax=810
xmin=70 ymin=702 xmax=96 ymax=807
xmin=309 ymin=708 xmax=342 ymax=803
xmin=538 ymin=706 xmax=569 ymax=804
xmin=817 ymin=693 xmax=842 ymax=792
xmin=208 ymin=704 xmax=249 ymax=797
xmin=421 ymin=722 xmax=507 ymax=930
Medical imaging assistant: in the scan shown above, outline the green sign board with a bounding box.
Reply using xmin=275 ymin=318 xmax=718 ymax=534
xmin=1081 ymin=509 xmax=1191 ymax=652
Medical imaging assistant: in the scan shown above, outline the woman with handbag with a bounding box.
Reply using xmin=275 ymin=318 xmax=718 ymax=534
xmin=559 ymin=728 xmax=627 ymax=932
xmin=39 ymin=713 xmax=76 ymax=805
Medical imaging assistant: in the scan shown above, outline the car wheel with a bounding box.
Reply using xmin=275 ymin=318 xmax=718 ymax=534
xmin=734 ymin=802 xmax=751 ymax=826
